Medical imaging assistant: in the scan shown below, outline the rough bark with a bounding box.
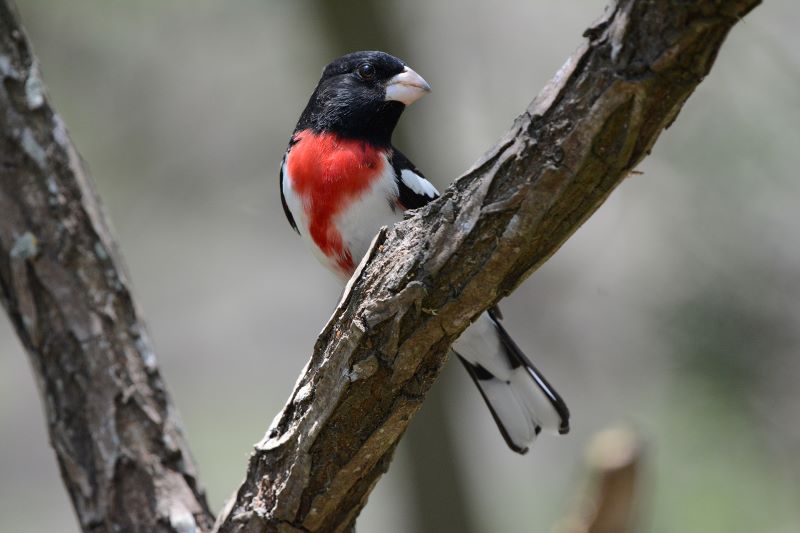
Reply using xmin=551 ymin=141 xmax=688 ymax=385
xmin=215 ymin=1 xmax=760 ymax=532
xmin=0 ymin=3 xmax=214 ymax=532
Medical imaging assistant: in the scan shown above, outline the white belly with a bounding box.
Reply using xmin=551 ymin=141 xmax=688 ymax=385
xmin=282 ymin=154 xmax=401 ymax=282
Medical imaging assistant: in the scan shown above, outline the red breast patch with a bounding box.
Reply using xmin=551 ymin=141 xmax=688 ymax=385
xmin=287 ymin=129 xmax=386 ymax=275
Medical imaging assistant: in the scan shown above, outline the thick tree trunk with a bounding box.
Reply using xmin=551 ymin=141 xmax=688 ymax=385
xmin=0 ymin=3 xmax=213 ymax=532
xmin=0 ymin=0 xmax=759 ymax=532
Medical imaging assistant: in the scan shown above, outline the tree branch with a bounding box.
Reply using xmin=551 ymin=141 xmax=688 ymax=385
xmin=0 ymin=3 xmax=213 ymax=531
xmin=215 ymin=0 xmax=760 ymax=532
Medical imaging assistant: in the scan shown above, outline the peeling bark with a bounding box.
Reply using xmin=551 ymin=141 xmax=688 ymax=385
xmin=215 ymin=1 xmax=760 ymax=532
xmin=0 ymin=3 xmax=213 ymax=532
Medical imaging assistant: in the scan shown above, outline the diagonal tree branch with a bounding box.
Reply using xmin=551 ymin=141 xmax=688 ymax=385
xmin=215 ymin=1 xmax=760 ymax=531
xmin=0 ymin=2 xmax=214 ymax=532
xmin=0 ymin=0 xmax=761 ymax=532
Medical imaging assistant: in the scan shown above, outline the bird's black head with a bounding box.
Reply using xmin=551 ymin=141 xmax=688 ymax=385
xmin=295 ymin=51 xmax=431 ymax=145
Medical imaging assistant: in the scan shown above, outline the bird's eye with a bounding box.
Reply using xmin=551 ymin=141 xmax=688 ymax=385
xmin=356 ymin=63 xmax=375 ymax=80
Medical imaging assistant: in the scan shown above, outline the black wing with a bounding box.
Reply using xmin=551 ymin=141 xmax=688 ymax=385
xmin=390 ymin=149 xmax=439 ymax=209
xmin=280 ymin=142 xmax=299 ymax=234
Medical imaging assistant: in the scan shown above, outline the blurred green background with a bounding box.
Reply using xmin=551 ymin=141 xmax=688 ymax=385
xmin=2 ymin=1 xmax=799 ymax=532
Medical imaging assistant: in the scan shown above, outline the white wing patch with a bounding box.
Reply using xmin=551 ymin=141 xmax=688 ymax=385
xmin=400 ymin=169 xmax=439 ymax=198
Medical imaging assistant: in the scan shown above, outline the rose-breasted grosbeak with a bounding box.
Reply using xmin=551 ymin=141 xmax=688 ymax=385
xmin=280 ymin=51 xmax=569 ymax=453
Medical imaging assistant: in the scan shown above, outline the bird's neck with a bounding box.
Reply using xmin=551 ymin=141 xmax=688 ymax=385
xmin=299 ymin=100 xmax=405 ymax=147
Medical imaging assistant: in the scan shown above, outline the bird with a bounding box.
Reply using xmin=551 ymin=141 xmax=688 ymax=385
xmin=279 ymin=51 xmax=569 ymax=453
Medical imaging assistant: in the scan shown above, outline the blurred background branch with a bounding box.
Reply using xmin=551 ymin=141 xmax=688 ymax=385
xmin=555 ymin=427 xmax=644 ymax=533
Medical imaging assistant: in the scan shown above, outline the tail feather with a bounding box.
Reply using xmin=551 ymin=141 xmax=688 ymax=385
xmin=489 ymin=309 xmax=571 ymax=434
xmin=452 ymin=310 xmax=570 ymax=454
xmin=457 ymin=355 xmax=540 ymax=454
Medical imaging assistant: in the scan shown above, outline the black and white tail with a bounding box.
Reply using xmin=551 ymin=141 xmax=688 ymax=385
xmin=452 ymin=309 xmax=570 ymax=454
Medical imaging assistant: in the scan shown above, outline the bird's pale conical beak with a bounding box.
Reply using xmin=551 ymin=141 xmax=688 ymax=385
xmin=384 ymin=66 xmax=431 ymax=106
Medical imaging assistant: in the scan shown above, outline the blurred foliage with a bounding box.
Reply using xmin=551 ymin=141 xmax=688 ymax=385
xmin=663 ymin=285 xmax=793 ymax=404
